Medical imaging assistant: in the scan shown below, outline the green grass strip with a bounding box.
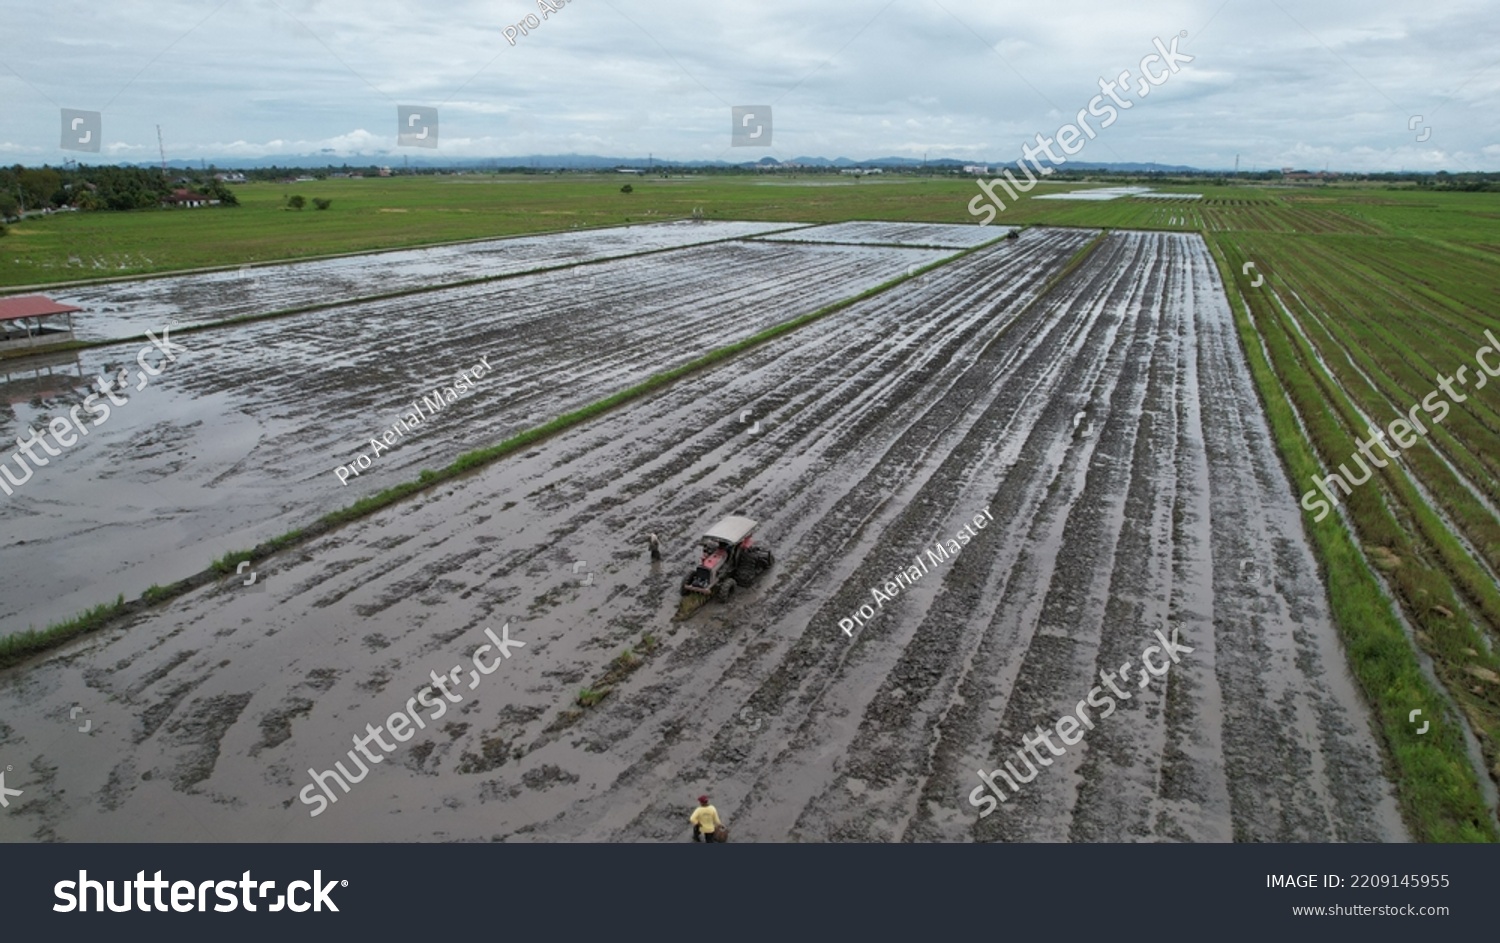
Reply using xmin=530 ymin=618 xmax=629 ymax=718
xmin=0 ymin=595 xmax=127 ymax=669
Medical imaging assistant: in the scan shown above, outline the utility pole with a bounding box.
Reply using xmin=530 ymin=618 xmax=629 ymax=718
xmin=1234 ymin=154 xmax=1239 ymax=176
xmin=156 ymin=125 xmax=168 ymax=179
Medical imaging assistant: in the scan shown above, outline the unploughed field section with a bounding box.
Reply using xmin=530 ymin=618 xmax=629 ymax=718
xmin=0 ymin=229 xmax=1403 ymax=843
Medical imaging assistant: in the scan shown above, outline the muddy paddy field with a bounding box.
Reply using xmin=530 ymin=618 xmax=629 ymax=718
xmin=0 ymin=222 xmax=1404 ymax=842
xmin=2 ymin=223 xmax=952 ymax=634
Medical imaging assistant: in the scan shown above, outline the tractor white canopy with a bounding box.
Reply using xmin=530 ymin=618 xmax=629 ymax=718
xmin=704 ymin=516 xmax=756 ymax=546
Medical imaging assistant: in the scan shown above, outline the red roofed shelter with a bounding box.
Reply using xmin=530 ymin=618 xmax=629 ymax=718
xmin=0 ymin=295 xmax=81 ymax=349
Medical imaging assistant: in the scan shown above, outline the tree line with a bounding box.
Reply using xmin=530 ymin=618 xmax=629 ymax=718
xmin=0 ymin=165 xmax=238 ymax=220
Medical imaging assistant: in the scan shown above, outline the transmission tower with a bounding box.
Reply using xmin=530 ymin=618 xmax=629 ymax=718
xmin=157 ymin=125 xmax=168 ymax=179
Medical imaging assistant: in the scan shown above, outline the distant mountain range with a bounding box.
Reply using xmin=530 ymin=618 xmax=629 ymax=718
xmin=132 ymin=153 xmax=1204 ymax=174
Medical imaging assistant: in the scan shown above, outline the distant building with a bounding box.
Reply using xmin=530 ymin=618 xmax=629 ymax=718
xmin=161 ymin=188 xmax=216 ymax=208
xmin=214 ymin=172 xmax=247 ymax=183
xmin=377 ymin=167 xmax=392 ymax=177
xmin=962 ymin=165 xmax=991 ymax=175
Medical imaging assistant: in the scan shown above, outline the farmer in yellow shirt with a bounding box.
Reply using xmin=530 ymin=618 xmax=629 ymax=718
xmin=689 ymin=795 xmax=720 ymax=842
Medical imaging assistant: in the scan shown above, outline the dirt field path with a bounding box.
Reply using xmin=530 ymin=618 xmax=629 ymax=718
xmin=0 ymin=228 xmax=1403 ymax=843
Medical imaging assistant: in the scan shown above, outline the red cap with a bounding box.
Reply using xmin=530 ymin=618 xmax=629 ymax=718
xmin=698 ymin=795 xmax=709 ymax=804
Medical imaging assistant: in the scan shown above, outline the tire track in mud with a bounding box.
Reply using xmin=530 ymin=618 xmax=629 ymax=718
xmin=1190 ymin=262 xmax=1405 ymax=841
xmin=492 ymin=229 xmax=1109 ymax=839
xmin=775 ymin=233 xmax=1180 ymax=842
xmin=798 ymin=234 xmax=1397 ymax=843
xmin=588 ymin=233 xmax=1399 ymax=843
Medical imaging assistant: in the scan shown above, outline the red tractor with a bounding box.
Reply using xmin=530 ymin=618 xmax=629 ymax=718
xmin=676 ymin=515 xmax=773 ymax=618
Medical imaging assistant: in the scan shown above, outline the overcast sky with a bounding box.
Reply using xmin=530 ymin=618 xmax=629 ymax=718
xmin=3 ymin=0 xmax=1496 ymax=170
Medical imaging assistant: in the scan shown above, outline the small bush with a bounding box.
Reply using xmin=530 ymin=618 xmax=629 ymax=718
xmin=312 ymin=198 xmax=332 ymax=211
xmin=619 ymin=184 xmax=633 ymax=194
xmin=577 ymin=687 xmax=610 ymax=708
xmin=287 ymin=194 xmax=306 ymax=210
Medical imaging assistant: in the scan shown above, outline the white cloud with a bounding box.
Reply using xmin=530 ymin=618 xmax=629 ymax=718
xmin=0 ymin=0 xmax=1494 ymax=169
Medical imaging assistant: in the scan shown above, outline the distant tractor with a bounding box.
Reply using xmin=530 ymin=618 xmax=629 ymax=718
xmin=675 ymin=515 xmax=773 ymax=619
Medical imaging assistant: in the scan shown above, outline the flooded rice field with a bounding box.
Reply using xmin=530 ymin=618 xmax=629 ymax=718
xmin=0 ymin=223 xmax=1402 ymax=842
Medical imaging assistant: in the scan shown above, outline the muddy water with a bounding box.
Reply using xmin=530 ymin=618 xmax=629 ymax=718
xmin=758 ymin=221 xmax=1007 ymax=249
xmin=41 ymin=220 xmax=801 ymax=340
xmin=0 ymin=227 xmax=1403 ymax=843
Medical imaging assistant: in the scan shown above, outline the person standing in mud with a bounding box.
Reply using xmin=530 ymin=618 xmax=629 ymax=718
xmin=690 ymin=795 xmax=720 ymax=842
xmin=648 ymin=532 xmax=662 ymax=562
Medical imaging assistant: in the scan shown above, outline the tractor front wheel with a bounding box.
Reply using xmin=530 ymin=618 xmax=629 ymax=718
xmin=716 ymin=578 xmax=737 ymax=603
